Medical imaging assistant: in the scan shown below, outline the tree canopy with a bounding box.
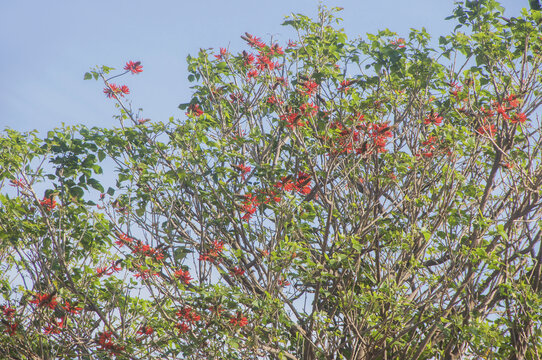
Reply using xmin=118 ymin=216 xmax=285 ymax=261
xmin=2 ymin=1 xmax=542 ymax=359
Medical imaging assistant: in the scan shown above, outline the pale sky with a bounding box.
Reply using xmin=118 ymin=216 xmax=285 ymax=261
xmin=0 ymin=0 xmax=528 ymax=133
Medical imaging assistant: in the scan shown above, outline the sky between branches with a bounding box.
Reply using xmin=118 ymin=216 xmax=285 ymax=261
xmin=0 ymin=0 xmax=526 ymax=134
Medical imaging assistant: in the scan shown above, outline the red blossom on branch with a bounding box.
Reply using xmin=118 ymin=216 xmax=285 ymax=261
xmin=510 ymin=112 xmax=527 ymax=124
xmin=231 ymin=266 xmax=245 ymax=276
xmin=214 ymin=47 xmax=227 ymax=60
xmin=39 ymin=197 xmax=57 ymax=211
xmin=176 ymin=307 xmax=201 ymax=323
xmin=424 ymin=112 xmax=443 ymax=125
xmin=174 ymin=269 xmax=192 ymax=285
xmin=44 ymin=317 xmax=65 ymax=335
xmin=30 ymin=293 xmax=58 ymax=310
xmin=299 ymin=80 xmax=318 ymax=96
xmin=230 ymin=312 xmax=248 ymax=327
xmin=241 ymin=33 xmax=266 ymax=48
xmin=124 ymin=61 xmax=143 ymax=74
xmin=186 ymin=104 xmax=204 ymax=117
xmin=103 ymin=83 xmax=129 ymax=98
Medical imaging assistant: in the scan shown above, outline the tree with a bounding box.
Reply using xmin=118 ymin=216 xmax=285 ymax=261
xmin=1 ymin=1 xmax=542 ymax=359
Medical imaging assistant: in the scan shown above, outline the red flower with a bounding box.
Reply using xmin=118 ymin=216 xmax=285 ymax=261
xmin=186 ymin=104 xmax=204 ymax=117
xmin=1 ymin=305 xmax=16 ymax=319
xmin=231 ymin=267 xmax=245 ymax=276
xmin=96 ymin=266 xmax=108 ymax=277
xmin=269 ymin=43 xmax=284 ymax=55
xmin=338 ymin=79 xmax=355 ymax=92
xmin=390 ymin=38 xmax=405 ymax=48
xmin=176 ymin=307 xmax=200 ymax=323
xmin=44 ymin=317 xmax=65 ymax=335
xmin=299 ymin=80 xmax=318 ymax=96
xmin=103 ymin=83 xmax=129 ymax=98
xmin=510 ymin=112 xmax=527 ymax=124
xmin=256 ymin=54 xmax=274 ymax=71
xmin=176 ymin=322 xmax=190 ymax=334
xmin=242 ymin=33 xmax=265 ymax=48
xmin=239 ymin=194 xmax=260 ymax=221
xmin=39 ymin=197 xmax=57 ymax=211
xmin=9 ymin=178 xmax=27 ymax=188
xmin=476 ymin=124 xmax=497 ymax=137
xmin=214 ymin=48 xmax=227 ymax=60
xmin=299 ymin=103 xmax=318 ymax=117
xmin=124 ymin=61 xmax=143 ymax=74
xmin=30 ymin=293 xmax=58 ymax=310
xmin=247 ymin=69 xmax=259 ymax=79
xmin=424 ymin=112 xmax=443 ymax=125
xmin=287 ymin=40 xmax=297 ymax=48
xmin=97 ymin=331 xmax=125 ymax=354
xmin=232 ymin=163 xmax=251 ymax=180
xmin=4 ymin=322 xmax=17 ymax=336
xmin=200 ymin=240 xmax=225 ymax=261
xmin=242 ymin=51 xmax=255 ymax=66
xmin=280 ymin=111 xmax=304 ymax=128
xmin=137 ymin=325 xmax=154 ymax=336
xmin=61 ymin=301 xmax=82 ymax=315
xmin=116 ymin=233 xmax=134 ymax=247
xmin=494 ymin=103 xmax=510 ymax=120
xmin=174 ymin=269 xmax=192 ymax=285
xmin=230 ymin=312 xmax=248 ymax=327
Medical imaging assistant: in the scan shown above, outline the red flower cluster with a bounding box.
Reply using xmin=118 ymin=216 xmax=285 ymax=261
xmin=9 ymin=178 xmax=27 ymax=188
xmin=448 ymin=81 xmax=463 ymax=97
xmin=133 ymin=266 xmax=159 ymax=280
xmin=232 ymin=163 xmax=251 ymax=181
xmin=176 ymin=307 xmax=201 ymax=323
xmin=281 ymin=110 xmax=304 ymax=128
xmin=338 ymin=79 xmax=355 ymax=92
xmin=231 ymin=266 xmax=245 ymax=276
xmin=103 ymin=84 xmax=130 ymax=99
xmin=176 ymin=322 xmax=190 ymax=334
xmin=186 ymin=104 xmax=204 ymax=117
xmin=247 ymin=68 xmax=259 ymax=79
xmin=214 ymin=48 xmax=227 ymax=60
xmin=275 ymin=171 xmax=312 ymax=195
xmin=44 ymin=317 xmax=65 ymax=335
xmin=242 ymin=51 xmax=255 ymax=67
xmin=369 ymin=122 xmax=393 ymax=153
xmin=424 ymin=111 xmax=443 ymax=125
xmin=1 ymin=305 xmax=17 ymax=336
xmin=124 ymin=61 xmax=143 ymax=74
xmin=510 ymin=112 xmax=527 ymax=124
xmin=299 ymin=102 xmax=318 ymax=117
xmin=174 ymin=269 xmax=192 ymax=285
xmin=240 ymin=193 xmax=260 ymax=221
xmin=132 ymin=242 xmax=164 ymax=261
xmin=96 ymin=261 xmax=122 ymax=277
xmin=390 ymin=38 xmax=406 ymax=48
xmin=269 ymin=43 xmax=284 ymax=56
xmin=229 ymin=312 xmax=248 ymax=327
xmin=30 ymin=293 xmax=58 ymax=310
xmin=476 ymin=123 xmax=497 ymax=137
xmin=97 ymin=331 xmax=125 ymax=354
xmin=61 ymin=300 xmax=82 ymax=315
xmin=115 ymin=233 xmax=135 ymax=247
xmin=299 ymin=80 xmax=318 ymax=96
xmin=137 ymin=325 xmax=154 ymax=336
xmin=256 ymin=54 xmax=276 ymax=71
xmin=39 ymin=197 xmax=57 ymax=211
xmin=242 ymin=33 xmax=265 ymax=49
xmin=199 ymin=240 xmax=224 ymax=262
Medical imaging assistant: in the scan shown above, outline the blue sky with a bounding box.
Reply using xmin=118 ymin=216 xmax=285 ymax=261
xmin=0 ymin=0 xmax=527 ymax=134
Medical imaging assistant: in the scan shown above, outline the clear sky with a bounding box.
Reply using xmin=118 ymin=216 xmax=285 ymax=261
xmin=0 ymin=0 xmax=528 ymax=134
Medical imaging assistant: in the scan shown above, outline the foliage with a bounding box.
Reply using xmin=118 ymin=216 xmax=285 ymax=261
xmin=2 ymin=1 xmax=542 ymax=359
